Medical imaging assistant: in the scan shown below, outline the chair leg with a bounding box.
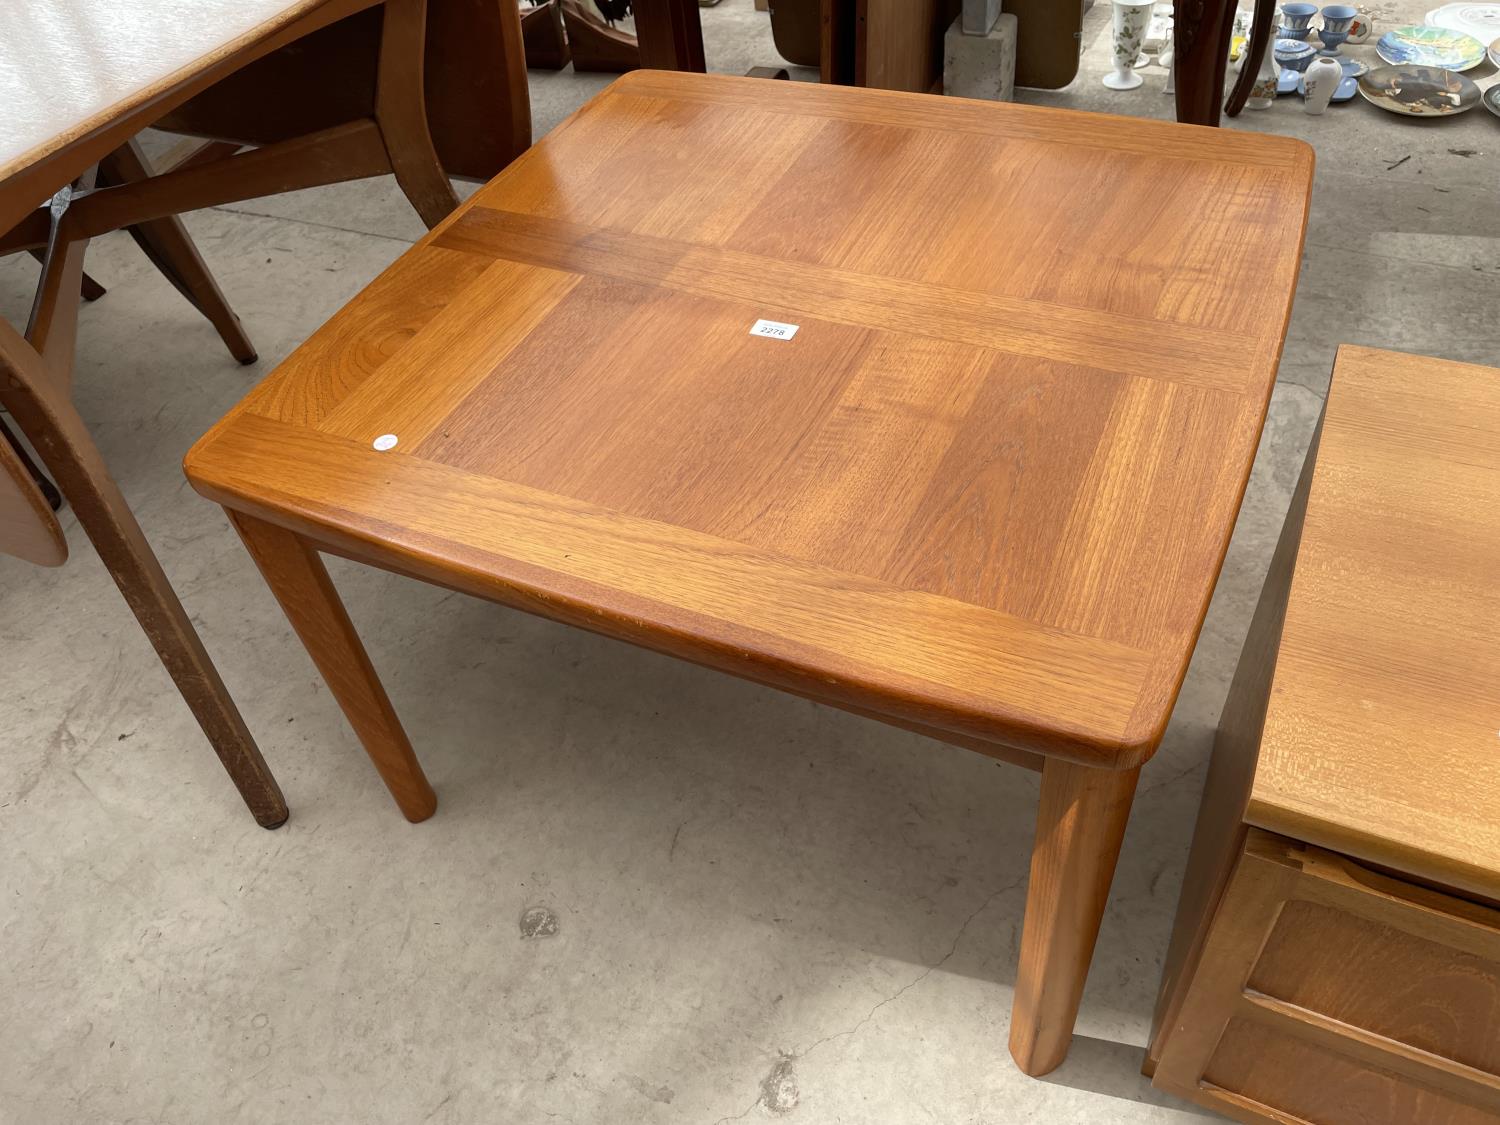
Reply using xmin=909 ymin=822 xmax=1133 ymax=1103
xmin=98 ymin=139 xmax=258 ymax=365
xmin=227 ymin=511 xmax=437 ymax=823
xmin=1172 ymin=0 xmax=1234 ymax=126
xmin=0 ymin=319 xmax=287 ymax=827
xmin=375 ymin=0 xmax=460 ymax=229
xmin=26 ymin=249 xmax=105 ymax=301
xmin=1223 ymin=0 xmax=1276 ymax=117
xmin=1009 ymin=758 xmax=1141 ymax=1076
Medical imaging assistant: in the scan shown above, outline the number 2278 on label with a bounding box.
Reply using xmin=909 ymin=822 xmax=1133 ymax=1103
xmin=749 ymin=318 xmax=800 ymax=341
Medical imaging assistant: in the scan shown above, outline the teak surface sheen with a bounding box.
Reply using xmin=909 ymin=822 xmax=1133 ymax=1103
xmin=186 ymin=72 xmax=1314 ymax=768
xmin=1251 ymin=346 xmax=1500 ymax=902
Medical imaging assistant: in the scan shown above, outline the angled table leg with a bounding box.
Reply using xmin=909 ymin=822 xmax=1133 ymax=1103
xmin=227 ymin=511 xmax=437 ymax=823
xmin=97 ymin=139 xmax=258 ymax=365
xmin=25 ymin=249 xmax=105 ymax=301
xmin=0 ymin=319 xmax=287 ymax=827
xmin=1009 ymin=757 xmax=1141 ymax=1076
xmin=375 ymin=0 xmax=461 ymax=229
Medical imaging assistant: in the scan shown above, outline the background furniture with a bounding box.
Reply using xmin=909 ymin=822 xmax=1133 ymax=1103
xmin=1147 ymin=346 xmax=1500 ymax=1119
xmin=184 ymin=71 xmax=1313 ymax=1074
xmin=768 ymin=0 xmax=820 ymax=68
xmin=0 ymin=0 xmax=528 ymax=827
xmin=521 ymin=1 xmax=571 ymax=69
xmin=559 ymin=0 xmax=641 ymax=70
xmin=633 ymin=0 xmax=707 ymax=70
xmin=1173 ymin=0 xmax=1276 ymax=125
xmin=820 ymin=0 xmax=1087 ymax=92
xmin=1008 ymin=0 xmax=1088 ymax=89
xmin=820 ymin=0 xmax=960 ymax=89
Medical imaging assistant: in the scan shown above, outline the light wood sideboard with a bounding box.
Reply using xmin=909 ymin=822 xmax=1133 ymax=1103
xmin=1146 ymin=345 xmax=1500 ymax=1122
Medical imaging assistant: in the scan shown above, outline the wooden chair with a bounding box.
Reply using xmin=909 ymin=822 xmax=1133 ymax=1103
xmin=0 ymin=421 xmax=66 ymax=568
xmin=1173 ymin=0 xmax=1276 ymax=125
xmin=558 ymin=0 xmax=642 ymax=72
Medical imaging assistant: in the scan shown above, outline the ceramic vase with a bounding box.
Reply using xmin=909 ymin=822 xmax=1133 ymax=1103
xmin=1318 ymin=4 xmax=1357 ymax=54
xmin=1346 ymin=7 xmax=1373 ymax=43
xmin=1243 ymin=17 xmax=1281 ymax=107
xmin=1280 ymin=2 xmax=1318 ymax=37
xmin=1302 ymin=54 xmax=1342 ymax=113
xmin=1103 ymin=0 xmax=1152 ymax=90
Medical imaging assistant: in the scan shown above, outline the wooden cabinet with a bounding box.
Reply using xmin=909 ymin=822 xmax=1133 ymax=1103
xmin=1156 ymin=832 xmax=1500 ymax=1122
xmin=1147 ymin=346 xmax=1500 ymax=1123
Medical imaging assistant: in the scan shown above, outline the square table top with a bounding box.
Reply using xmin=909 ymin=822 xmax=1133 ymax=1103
xmin=186 ymin=72 xmax=1314 ymax=769
xmin=1251 ymin=346 xmax=1500 ymax=904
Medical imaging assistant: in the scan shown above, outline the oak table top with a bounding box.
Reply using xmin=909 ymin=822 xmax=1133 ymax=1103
xmin=1251 ymin=346 xmax=1500 ymax=904
xmin=186 ymin=71 xmax=1315 ymax=771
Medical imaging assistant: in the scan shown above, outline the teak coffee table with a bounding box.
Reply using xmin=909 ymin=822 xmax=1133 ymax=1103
xmin=185 ymin=72 xmax=1314 ymax=1075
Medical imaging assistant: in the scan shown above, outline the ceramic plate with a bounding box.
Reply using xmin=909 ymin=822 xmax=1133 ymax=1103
xmin=1484 ymin=84 xmax=1500 ymax=116
xmin=1377 ymin=24 xmax=1487 ymax=68
xmin=1357 ymin=63 xmax=1481 ymax=113
xmin=1490 ymin=35 xmax=1500 ymax=66
xmin=1425 ymin=2 xmax=1500 ymax=43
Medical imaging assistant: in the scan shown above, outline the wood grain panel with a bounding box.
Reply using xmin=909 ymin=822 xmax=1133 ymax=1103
xmin=317 ymin=257 xmax=579 ymax=445
xmin=247 ymin=244 xmax=492 ymax=425
xmin=614 ymin=72 xmax=1315 ymax=170
xmin=188 ymin=412 xmax=1158 ymax=763
xmin=434 ymin=207 xmax=1259 ymax=392
xmin=1251 ymin=898 xmax=1500 ymax=1076
xmin=1250 ymin=346 xmax=1500 ymax=904
xmin=1205 ymin=1017 xmax=1498 ymax=1124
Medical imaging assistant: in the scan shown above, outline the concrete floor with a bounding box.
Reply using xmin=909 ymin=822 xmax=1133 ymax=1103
xmin=2 ymin=3 xmax=1497 ymax=1122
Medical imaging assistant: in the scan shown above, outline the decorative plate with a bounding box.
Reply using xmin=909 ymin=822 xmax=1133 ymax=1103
xmin=1357 ymin=64 xmax=1482 ymax=114
xmin=1490 ymin=36 xmax=1500 ymax=66
xmin=1377 ymin=24 xmax=1487 ymax=68
xmin=1424 ymin=2 xmax=1500 ymax=43
xmin=1484 ymin=84 xmax=1500 ymax=117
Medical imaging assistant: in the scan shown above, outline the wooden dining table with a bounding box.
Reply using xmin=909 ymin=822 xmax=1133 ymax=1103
xmin=185 ymin=72 xmax=1314 ymax=1073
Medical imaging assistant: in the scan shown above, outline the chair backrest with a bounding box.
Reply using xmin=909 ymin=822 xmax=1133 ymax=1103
xmin=0 ymin=425 xmax=66 ymax=566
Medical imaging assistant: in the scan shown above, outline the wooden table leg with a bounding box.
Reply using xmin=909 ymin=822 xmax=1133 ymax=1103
xmin=227 ymin=511 xmax=437 ymax=823
xmin=0 ymin=319 xmax=287 ymax=827
xmin=1009 ymin=757 xmax=1141 ymax=1076
xmin=633 ymin=0 xmax=707 ymax=72
xmin=98 ymin=139 xmax=258 ymax=365
xmin=375 ymin=0 xmax=461 ymax=229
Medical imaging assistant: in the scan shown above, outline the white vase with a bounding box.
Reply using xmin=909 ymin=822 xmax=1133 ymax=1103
xmin=1302 ymin=55 xmax=1342 ymax=114
xmin=1103 ymin=1 xmax=1152 ymax=90
xmin=1241 ymin=23 xmax=1280 ymax=108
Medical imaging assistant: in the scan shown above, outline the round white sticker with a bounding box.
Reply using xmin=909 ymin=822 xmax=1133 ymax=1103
xmin=372 ymin=433 xmax=399 ymax=451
